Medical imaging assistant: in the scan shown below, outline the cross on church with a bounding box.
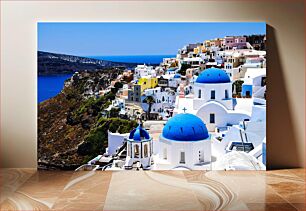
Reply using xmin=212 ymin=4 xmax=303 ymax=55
xmin=137 ymin=117 xmax=143 ymax=126
xmin=182 ymin=107 xmax=187 ymax=113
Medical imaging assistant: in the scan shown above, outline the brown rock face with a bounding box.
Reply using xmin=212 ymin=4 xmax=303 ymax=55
xmin=38 ymin=69 xmax=136 ymax=170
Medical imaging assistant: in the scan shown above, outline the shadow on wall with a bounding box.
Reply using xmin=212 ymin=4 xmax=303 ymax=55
xmin=266 ymin=25 xmax=300 ymax=169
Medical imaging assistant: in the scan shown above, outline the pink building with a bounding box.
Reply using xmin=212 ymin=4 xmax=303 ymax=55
xmin=224 ymin=36 xmax=247 ymax=49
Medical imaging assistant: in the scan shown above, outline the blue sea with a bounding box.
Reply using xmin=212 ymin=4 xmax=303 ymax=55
xmin=38 ymin=55 xmax=174 ymax=103
xmin=88 ymin=55 xmax=176 ymax=65
xmin=38 ymin=74 xmax=73 ymax=103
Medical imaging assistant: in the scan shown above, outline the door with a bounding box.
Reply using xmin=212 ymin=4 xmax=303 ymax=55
xmin=246 ymin=91 xmax=251 ymax=97
xmin=210 ymin=113 xmax=215 ymax=124
xmin=225 ymin=90 xmax=229 ymax=99
xmin=180 ymin=151 xmax=185 ymax=164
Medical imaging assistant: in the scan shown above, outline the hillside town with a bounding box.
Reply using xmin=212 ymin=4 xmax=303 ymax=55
xmin=75 ymin=35 xmax=267 ymax=171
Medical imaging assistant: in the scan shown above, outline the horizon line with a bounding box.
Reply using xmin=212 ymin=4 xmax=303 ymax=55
xmin=39 ymin=50 xmax=177 ymax=57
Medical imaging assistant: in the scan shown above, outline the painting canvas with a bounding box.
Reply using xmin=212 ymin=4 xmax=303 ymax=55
xmin=38 ymin=22 xmax=266 ymax=171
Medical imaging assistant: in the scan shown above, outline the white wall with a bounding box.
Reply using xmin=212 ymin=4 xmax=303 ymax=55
xmin=196 ymin=102 xmax=250 ymax=131
xmin=158 ymin=136 xmax=211 ymax=169
xmin=193 ymin=83 xmax=233 ymax=110
xmin=107 ymin=131 xmax=128 ymax=155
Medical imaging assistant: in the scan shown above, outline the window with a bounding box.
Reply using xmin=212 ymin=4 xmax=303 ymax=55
xmin=144 ymin=144 xmax=148 ymax=157
xmin=199 ymin=150 xmax=204 ymax=163
xmin=131 ymin=97 xmax=134 ymax=101
xmin=198 ymin=89 xmax=201 ymax=98
xmin=134 ymin=145 xmax=140 ymax=158
xmin=225 ymin=90 xmax=229 ymax=99
xmin=163 ymin=148 xmax=167 ymax=160
xmin=180 ymin=151 xmax=185 ymax=164
xmin=210 ymin=113 xmax=215 ymax=124
xmin=211 ymin=90 xmax=215 ymax=99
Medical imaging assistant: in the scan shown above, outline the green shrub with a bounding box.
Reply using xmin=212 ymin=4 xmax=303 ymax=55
xmin=178 ymin=63 xmax=191 ymax=76
xmin=77 ymin=118 xmax=137 ymax=161
xmin=233 ymin=80 xmax=244 ymax=94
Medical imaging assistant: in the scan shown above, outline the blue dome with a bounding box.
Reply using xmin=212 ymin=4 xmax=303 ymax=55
xmin=129 ymin=124 xmax=150 ymax=141
xmin=162 ymin=113 xmax=209 ymax=141
xmin=196 ymin=68 xmax=230 ymax=84
xmin=174 ymin=74 xmax=181 ymax=78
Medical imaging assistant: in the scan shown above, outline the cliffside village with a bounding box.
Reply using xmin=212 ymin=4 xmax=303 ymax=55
xmin=75 ymin=35 xmax=267 ymax=171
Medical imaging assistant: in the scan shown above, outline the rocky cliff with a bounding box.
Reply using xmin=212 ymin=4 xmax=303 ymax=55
xmin=38 ymin=70 xmax=137 ymax=170
xmin=38 ymin=51 xmax=139 ymax=75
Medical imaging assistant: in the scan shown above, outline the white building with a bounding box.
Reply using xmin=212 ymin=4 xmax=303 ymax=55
xmin=242 ymin=68 xmax=266 ymax=98
xmin=180 ymin=57 xmax=204 ymax=69
xmin=194 ymin=68 xmax=250 ymax=131
xmin=124 ymin=124 xmax=153 ymax=170
xmin=106 ymin=131 xmax=129 ymax=156
xmin=211 ymin=101 xmax=266 ymax=166
xmin=133 ymin=64 xmax=155 ymax=80
xmin=243 ymin=57 xmax=265 ymax=68
xmin=225 ymin=66 xmax=243 ymax=81
xmin=157 ymin=73 xmax=181 ymax=89
xmin=142 ymin=87 xmax=176 ymax=119
xmin=153 ymin=113 xmax=211 ymax=170
xmin=161 ymin=58 xmax=178 ymax=69
xmin=174 ymin=68 xmax=250 ymax=132
xmin=213 ymin=151 xmax=266 ymax=170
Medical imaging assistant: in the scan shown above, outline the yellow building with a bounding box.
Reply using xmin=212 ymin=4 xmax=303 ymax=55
xmin=194 ymin=45 xmax=206 ymax=54
xmin=205 ymin=40 xmax=211 ymax=47
xmin=137 ymin=77 xmax=158 ymax=92
xmin=201 ymin=46 xmax=207 ymax=53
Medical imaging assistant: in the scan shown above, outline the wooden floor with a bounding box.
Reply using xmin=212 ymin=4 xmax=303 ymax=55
xmin=0 ymin=169 xmax=304 ymax=210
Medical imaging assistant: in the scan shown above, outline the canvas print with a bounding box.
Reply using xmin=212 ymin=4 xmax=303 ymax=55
xmin=38 ymin=22 xmax=266 ymax=171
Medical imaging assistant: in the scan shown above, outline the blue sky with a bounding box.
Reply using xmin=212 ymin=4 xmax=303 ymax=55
xmin=38 ymin=22 xmax=265 ymax=56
